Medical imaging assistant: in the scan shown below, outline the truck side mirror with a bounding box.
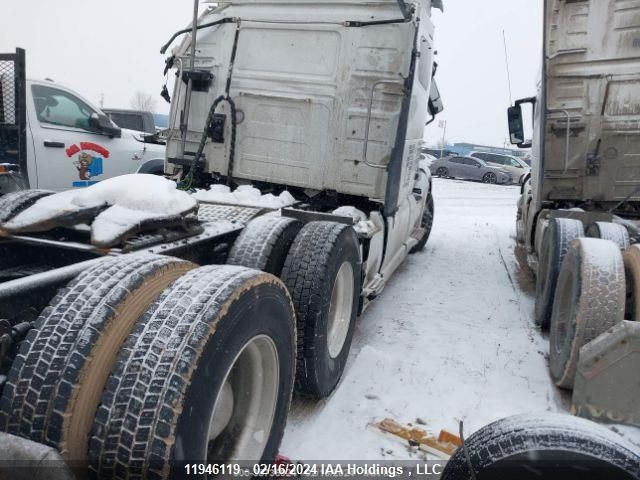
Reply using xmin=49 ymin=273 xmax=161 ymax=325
xmin=90 ymin=113 xmax=122 ymax=138
xmin=428 ymin=80 xmax=444 ymax=116
xmin=508 ymin=96 xmax=536 ymax=149
xmin=508 ymin=106 xmax=525 ymax=145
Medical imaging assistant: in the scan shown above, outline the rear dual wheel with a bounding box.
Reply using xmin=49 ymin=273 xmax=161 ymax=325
xmin=0 ymin=254 xmax=195 ymax=462
xmin=535 ymin=218 xmax=584 ymax=330
xmin=282 ymin=221 xmax=361 ymax=398
xmin=549 ymin=238 xmax=626 ymax=389
xmin=227 ymin=215 xmax=302 ymax=276
xmin=88 ymin=266 xmax=296 ymax=478
xmin=586 ymin=221 xmax=630 ymax=249
xmin=0 ymin=255 xmax=297 ymax=479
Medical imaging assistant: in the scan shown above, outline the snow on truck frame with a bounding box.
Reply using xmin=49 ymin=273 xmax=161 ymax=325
xmin=0 ymin=1 xmax=442 ymax=476
xmin=509 ymin=0 xmax=640 ymax=427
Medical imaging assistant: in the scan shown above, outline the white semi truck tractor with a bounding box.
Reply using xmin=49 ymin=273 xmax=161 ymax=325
xmin=0 ymin=1 xmax=443 ymax=477
xmin=509 ymin=0 xmax=640 ymax=426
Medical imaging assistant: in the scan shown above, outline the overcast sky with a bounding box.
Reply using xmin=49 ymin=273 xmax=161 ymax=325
xmin=427 ymin=1 xmax=542 ymax=147
xmin=2 ymin=0 xmax=542 ymax=148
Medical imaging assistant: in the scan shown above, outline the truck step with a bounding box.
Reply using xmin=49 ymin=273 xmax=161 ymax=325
xmin=197 ymin=202 xmax=264 ymax=226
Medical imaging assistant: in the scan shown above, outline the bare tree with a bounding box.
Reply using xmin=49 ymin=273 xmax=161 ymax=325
xmin=130 ymin=91 xmax=157 ymax=112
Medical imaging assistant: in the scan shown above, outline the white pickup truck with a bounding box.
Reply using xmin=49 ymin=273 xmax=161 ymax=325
xmin=0 ymin=49 xmax=165 ymax=194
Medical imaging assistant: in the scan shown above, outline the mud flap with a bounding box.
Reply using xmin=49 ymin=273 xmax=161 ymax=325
xmin=572 ymin=321 xmax=640 ymax=426
xmin=0 ymin=432 xmax=75 ymax=480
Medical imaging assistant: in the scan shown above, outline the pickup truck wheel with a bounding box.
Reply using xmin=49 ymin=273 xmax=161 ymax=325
xmin=0 ymin=189 xmax=54 ymax=223
xmin=441 ymin=413 xmax=640 ymax=480
xmin=410 ymin=193 xmax=434 ymax=253
xmin=549 ymin=238 xmax=625 ymax=389
xmin=88 ymin=266 xmax=295 ymax=479
xmin=436 ymin=167 xmax=448 ymax=178
xmin=586 ymin=222 xmax=630 ymax=249
xmin=0 ymin=254 xmax=194 ymax=463
xmin=482 ymin=172 xmax=497 ymax=184
xmin=534 ymin=218 xmax=584 ymax=330
xmin=227 ymin=215 xmax=302 ymax=276
xmin=624 ymin=245 xmax=640 ymax=321
xmin=281 ymin=221 xmax=361 ymax=398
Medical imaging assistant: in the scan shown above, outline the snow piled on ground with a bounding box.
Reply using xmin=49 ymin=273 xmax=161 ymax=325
xmin=282 ymin=178 xmax=640 ymax=459
xmin=193 ymin=184 xmax=296 ymax=209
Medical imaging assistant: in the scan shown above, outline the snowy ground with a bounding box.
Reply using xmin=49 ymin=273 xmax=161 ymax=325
xmin=281 ymin=178 xmax=640 ymax=459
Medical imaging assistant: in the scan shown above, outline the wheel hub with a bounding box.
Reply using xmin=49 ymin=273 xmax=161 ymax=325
xmin=208 ymin=335 xmax=279 ymax=461
xmin=327 ymin=262 xmax=354 ymax=359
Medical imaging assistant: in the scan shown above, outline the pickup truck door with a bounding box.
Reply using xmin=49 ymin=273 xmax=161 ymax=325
xmin=28 ymin=82 xmax=146 ymax=190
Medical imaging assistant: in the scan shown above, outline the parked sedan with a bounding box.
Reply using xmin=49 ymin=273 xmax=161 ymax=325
xmin=470 ymin=151 xmax=530 ymax=185
xmin=429 ymin=155 xmax=513 ymax=184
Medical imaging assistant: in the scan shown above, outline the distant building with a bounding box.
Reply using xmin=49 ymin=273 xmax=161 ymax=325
xmin=421 ymin=148 xmax=456 ymax=159
xmin=446 ymin=142 xmax=530 ymax=159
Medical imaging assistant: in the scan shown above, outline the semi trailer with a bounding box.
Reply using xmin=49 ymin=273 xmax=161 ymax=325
xmin=0 ymin=0 xmax=443 ymax=477
xmin=509 ymin=0 xmax=640 ymax=426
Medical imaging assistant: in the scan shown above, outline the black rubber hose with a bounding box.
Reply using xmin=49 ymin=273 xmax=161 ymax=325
xmin=160 ymin=17 xmax=237 ymax=54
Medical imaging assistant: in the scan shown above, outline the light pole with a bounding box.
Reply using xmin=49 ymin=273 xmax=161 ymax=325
xmin=439 ymin=119 xmax=447 ymax=158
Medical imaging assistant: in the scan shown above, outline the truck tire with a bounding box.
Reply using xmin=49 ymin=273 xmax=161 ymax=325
xmin=534 ymin=217 xmax=584 ymax=329
xmin=0 ymin=189 xmax=54 ymax=223
xmin=586 ymin=221 xmax=630 ymax=249
xmin=516 ymin=219 xmax=525 ymax=244
xmin=441 ymin=413 xmax=640 ymax=480
xmin=0 ymin=254 xmax=194 ymax=463
xmin=281 ymin=221 xmax=361 ymax=398
xmin=88 ymin=266 xmax=296 ymax=479
xmin=410 ymin=192 xmax=434 ymax=253
xmin=623 ymin=245 xmax=640 ymax=322
xmin=227 ymin=215 xmax=302 ymax=276
xmin=533 ymin=214 xmax=549 ymax=259
xmin=549 ymin=238 xmax=625 ymax=389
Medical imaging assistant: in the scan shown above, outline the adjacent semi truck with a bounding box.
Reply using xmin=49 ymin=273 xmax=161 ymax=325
xmin=509 ymin=0 xmax=640 ymax=425
xmin=0 ymin=0 xmax=443 ymax=476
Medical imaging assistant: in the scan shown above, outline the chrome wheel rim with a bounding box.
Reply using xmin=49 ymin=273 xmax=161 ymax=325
xmin=327 ymin=262 xmax=354 ymax=359
xmin=208 ymin=334 xmax=279 ymax=461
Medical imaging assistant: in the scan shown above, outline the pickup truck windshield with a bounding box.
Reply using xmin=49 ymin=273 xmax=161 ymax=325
xmin=32 ymin=84 xmax=96 ymax=131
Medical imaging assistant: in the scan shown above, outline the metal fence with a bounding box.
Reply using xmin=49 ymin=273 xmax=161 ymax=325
xmin=0 ymin=56 xmax=17 ymax=125
xmin=0 ymin=48 xmax=27 ymax=188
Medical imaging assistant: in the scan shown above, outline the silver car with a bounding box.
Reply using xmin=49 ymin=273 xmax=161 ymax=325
xmin=429 ymin=155 xmax=513 ymax=184
xmin=470 ymin=151 xmax=531 ymax=185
